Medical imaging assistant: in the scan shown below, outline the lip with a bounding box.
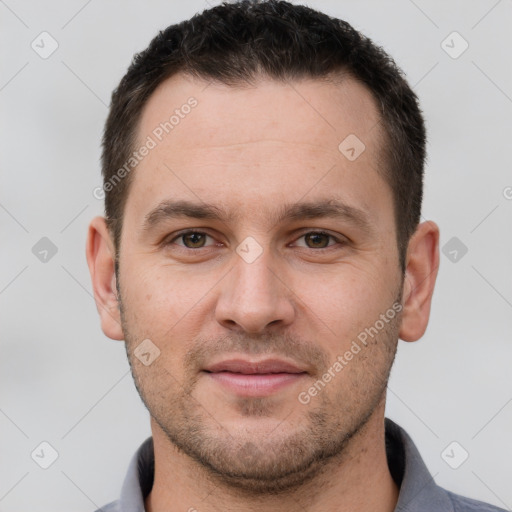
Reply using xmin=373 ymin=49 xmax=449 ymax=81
xmin=203 ymin=358 xmax=308 ymax=397
xmin=204 ymin=358 xmax=306 ymax=374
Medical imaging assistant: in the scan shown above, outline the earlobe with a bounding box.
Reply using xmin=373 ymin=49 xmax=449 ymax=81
xmin=86 ymin=217 xmax=124 ymax=341
xmin=399 ymin=221 xmax=440 ymax=342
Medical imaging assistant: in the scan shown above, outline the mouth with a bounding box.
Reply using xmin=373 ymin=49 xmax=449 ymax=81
xmin=203 ymin=358 xmax=308 ymax=397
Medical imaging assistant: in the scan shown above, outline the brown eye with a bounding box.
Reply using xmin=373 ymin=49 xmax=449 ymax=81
xmin=181 ymin=232 xmax=207 ymax=248
xmin=304 ymin=232 xmax=332 ymax=248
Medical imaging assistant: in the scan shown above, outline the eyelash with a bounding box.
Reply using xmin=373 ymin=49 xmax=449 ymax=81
xmin=166 ymin=230 xmax=345 ymax=250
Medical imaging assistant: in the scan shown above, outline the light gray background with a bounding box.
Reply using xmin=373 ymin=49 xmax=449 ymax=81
xmin=1 ymin=0 xmax=511 ymax=510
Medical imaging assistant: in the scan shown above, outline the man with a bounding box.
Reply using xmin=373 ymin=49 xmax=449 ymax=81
xmin=86 ymin=1 xmax=505 ymax=511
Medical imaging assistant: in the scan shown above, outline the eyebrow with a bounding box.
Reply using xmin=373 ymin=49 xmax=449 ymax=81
xmin=142 ymin=198 xmax=373 ymax=234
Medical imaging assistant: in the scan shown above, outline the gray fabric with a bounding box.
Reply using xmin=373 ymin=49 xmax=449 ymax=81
xmin=95 ymin=419 xmax=507 ymax=512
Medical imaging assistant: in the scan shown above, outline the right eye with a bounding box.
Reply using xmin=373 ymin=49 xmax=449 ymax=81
xmin=169 ymin=231 xmax=217 ymax=249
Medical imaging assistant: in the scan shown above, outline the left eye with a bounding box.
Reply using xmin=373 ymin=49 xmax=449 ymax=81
xmin=294 ymin=232 xmax=338 ymax=249
xmin=173 ymin=232 xmax=215 ymax=248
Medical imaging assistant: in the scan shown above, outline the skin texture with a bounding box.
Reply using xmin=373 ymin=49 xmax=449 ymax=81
xmin=87 ymin=74 xmax=439 ymax=512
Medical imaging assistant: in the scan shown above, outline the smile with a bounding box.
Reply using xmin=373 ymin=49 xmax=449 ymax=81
xmin=203 ymin=358 xmax=308 ymax=397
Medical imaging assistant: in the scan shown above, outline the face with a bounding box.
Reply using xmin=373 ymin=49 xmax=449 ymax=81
xmin=116 ymin=74 xmax=404 ymax=491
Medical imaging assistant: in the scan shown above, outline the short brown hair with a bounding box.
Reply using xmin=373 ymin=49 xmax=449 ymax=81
xmin=101 ymin=0 xmax=426 ymax=270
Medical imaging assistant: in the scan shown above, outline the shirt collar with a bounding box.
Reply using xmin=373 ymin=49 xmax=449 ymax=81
xmin=385 ymin=419 xmax=453 ymax=511
xmin=118 ymin=418 xmax=454 ymax=512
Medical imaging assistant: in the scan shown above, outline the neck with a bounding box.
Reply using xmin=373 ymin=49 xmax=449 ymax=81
xmin=145 ymin=406 xmax=399 ymax=512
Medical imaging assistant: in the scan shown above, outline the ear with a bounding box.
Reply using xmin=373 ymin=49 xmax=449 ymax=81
xmin=399 ymin=221 xmax=440 ymax=342
xmin=86 ymin=216 xmax=124 ymax=341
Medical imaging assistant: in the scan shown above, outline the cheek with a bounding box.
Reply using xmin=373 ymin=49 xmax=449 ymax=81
xmin=123 ymin=261 xmax=203 ymax=315
xmin=120 ymin=262 xmax=218 ymax=356
xmin=293 ymin=264 xmax=399 ymax=351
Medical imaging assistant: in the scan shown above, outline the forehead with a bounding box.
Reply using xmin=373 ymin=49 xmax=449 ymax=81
xmin=126 ymin=73 xmax=392 ymax=231
xmin=138 ymin=73 xmax=383 ymax=154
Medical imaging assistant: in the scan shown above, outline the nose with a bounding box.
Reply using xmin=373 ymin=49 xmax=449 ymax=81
xmin=215 ymin=248 xmax=296 ymax=334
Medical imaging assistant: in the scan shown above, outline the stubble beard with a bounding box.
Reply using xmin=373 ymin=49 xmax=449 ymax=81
xmin=119 ymin=290 xmax=401 ymax=495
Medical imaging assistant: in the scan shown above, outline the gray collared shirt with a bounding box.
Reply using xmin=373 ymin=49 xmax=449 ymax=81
xmin=96 ymin=419 xmax=507 ymax=512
